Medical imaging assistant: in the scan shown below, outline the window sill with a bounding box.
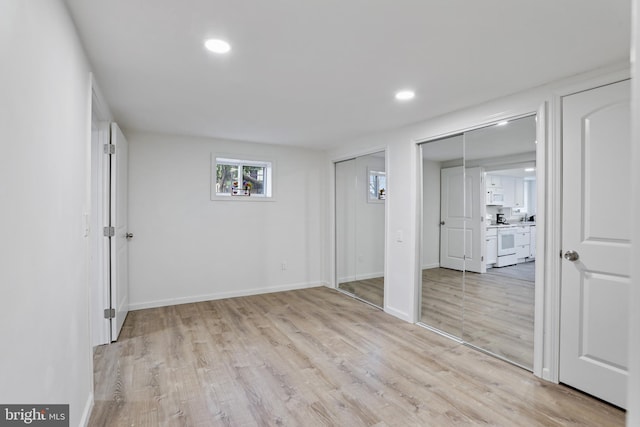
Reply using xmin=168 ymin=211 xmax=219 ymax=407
xmin=210 ymin=194 xmax=276 ymax=202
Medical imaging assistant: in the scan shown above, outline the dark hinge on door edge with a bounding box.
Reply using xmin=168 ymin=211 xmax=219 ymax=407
xmin=103 ymin=226 xmax=115 ymax=237
xmin=104 ymin=308 xmax=115 ymax=319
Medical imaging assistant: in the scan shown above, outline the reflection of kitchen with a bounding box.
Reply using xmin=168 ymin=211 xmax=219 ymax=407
xmin=485 ymin=167 xmax=536 ymax=269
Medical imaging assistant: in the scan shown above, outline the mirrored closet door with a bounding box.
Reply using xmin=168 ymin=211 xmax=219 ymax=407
xmin=336 ymin=152 xmax=386 ymax=308
xmin=420 ymin=135 xmax=465 ymax=338
xmin=420 ymin=115 xmax=537 ymax=370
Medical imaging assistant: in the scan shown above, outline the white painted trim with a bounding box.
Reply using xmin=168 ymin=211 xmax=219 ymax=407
xmin=90 ymin=74 xmax=113 ymax=121
xmin=89 ymin=76 xmax=112 ymax=348
xmin=331 ymin=145 xmax=389 ymax=164
xmin=532 ymin=102 xmax=547 ymax=379
xmin=79 ymin=393 xmax=94 ymax=427
xmin=628 ymin=1 xmax=639 ymax=422
xmin=338 ymin=271 xmax=385 ymax=283
xmin=421 ymin=263 xmax=440 ymax=270
xmin=385 ymin=305 xmax=411 ymax=323
xmin=129 ymin=282 xmax=323 ymax=311
xmin=382 ymin=147 xmax=391 ymax=314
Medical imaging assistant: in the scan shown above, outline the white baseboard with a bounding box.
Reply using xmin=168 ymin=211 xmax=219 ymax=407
xmin=337 ymin=271 xmax=384 ymax=283
xmin=384 ymin=305 xmax=411 ymax=322
xmin=129 ymin=281 xmax=323 ymax=311
xmin=421 ymin=263 xmax=440 ymax=270
xmin=79 ymin=392 xmax=93 ymax=427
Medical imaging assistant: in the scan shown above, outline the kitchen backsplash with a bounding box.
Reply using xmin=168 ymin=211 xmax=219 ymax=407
xmin=486 ymin=206 xmax=532 ymax=224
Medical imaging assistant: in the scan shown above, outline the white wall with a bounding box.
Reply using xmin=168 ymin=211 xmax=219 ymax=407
xmin=127 ymin=131 xmax=326 ymax=309
xmin=421 ymin=159 xmax=441 ymax=269
xmin=0 ymin=1 xmax=94 ymax=425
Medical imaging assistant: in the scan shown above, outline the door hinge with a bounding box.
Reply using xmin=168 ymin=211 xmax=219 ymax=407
xmin=481 ymin=216 xmax=484 ymax=222
xmin=103 ymin=144 xmax=115 ymax=155
xmin=481 ymin=256 xmax=484 ymax=262
xmin=103 ymin=226 xmax=115 ymax=237
xmin=104 ymin=308 xmax=115 ymax=319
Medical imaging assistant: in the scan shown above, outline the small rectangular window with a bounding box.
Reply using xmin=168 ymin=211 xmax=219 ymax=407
xmin=212 ymin=156 xmax=273 ymax=200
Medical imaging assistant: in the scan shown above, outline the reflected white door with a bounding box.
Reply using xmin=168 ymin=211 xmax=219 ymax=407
xmin=464 ymin=167 xmax=485 ymax=273
xmin=110 ymin=123 xmax=130 ymax=341
xmin=440 ymin=166 xmax=465 ymax=271
xmin=560 ymin=80 xmax=631 ymax=408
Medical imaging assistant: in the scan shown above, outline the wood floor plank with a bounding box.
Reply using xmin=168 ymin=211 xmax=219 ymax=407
xmin=90 ymin=287 xmax=623 ymax=426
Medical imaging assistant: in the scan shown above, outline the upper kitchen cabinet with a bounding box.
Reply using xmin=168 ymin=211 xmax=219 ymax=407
xmin=486 ymin=174 xmax=527 ymax=209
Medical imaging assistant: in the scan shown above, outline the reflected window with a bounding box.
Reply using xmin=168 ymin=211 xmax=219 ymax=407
xmin=368 ymin=170 xmax=386 ymax=201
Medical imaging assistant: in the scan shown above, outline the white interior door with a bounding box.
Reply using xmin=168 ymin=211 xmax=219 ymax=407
xmin=464 ymin=166 xmax=485 ymax=273
xmin=110 ymin=123 xmax=130 ymax=341
xmin=440 ymin=166 xmax=465 ymax=271
xmin=560 ymin=80 xmax=631 ymax=408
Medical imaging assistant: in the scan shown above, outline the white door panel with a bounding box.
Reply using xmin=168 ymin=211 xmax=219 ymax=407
xmin=464 ymin=167 xmax=484 ymax=273
xmin=110 ymin=123 xmax=130 ymax=341
xmin=560 ymin=80 xmax=630 ymax=408
xmin=440 ymin=167 xmax=465 ymax=271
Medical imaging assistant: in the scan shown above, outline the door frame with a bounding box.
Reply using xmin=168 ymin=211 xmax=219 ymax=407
xmin=89 ymin=75 xmax=112 ymax=347
xmin=416 ymin=107 xmax=546 ymax=377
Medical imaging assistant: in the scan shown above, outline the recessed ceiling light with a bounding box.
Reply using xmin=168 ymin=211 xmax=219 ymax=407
xmin=496 ymin=121 xmax=509 ymax=126
xmin=395 ymin=90 xmax=415 ymax=101
xmin=204 ymin=39 xmax=231 ymax=54
xmin=525 ymin=168 xmax=536 ymax=172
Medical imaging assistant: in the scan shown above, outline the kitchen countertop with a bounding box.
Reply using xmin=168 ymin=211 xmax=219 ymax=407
xmin=487 ymin=221 xmax=536 ymax=228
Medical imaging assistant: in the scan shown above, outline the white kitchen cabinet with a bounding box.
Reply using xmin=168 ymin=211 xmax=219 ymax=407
xmin=515 ymin=226 xmax=530 ymax=262
xmin=486 ymin=236 xmax=497 ymax=265
xmin=486 ymin=174 xmax=502 ymax=188
xmin=529 ymin=225 xmax=536 ymax=259
xmin=486 ymin=175 xmax=525 ymax=208
xmin=502 ymin=176 xmax=515 ymax=207
xmin=514 ymin=177 xmax=524 ymax=208
xmin=516 ymin=244 xmax=530 ymax=260
xmin=515 ymin=229 xmax=530 ymax=246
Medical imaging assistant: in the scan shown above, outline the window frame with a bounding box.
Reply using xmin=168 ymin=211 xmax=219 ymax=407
xmin=211 ymin=154 xmax=275 ymax=201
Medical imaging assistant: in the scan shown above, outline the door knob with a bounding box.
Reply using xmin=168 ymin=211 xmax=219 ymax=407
xmin=440 ymin=221 xmax=445 ymax=226
xmin=126 ymin=232 xmax=134 ymax=240
xmin=564 ymin=250 xmax=579 ymax=261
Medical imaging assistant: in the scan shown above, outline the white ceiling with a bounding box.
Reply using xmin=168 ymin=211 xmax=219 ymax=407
xmin=64 ymin=0 xmax=630 ymax=149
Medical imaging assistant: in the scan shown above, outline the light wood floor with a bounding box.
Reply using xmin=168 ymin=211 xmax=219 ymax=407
xmin=90 ymin=287 xmax=623 ymax=426
xmin=338 ymin=277 xmax=384 ymax=307
xmin=421 ymin=265 xmax=535 ymax=369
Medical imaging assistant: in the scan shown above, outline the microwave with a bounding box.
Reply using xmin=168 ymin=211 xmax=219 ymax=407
xmin=486 ymin=189 xmax=505 ymax=205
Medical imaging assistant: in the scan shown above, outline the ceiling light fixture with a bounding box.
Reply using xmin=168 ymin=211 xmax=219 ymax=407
xmin=395 ymin=90 xmax=415 ymax=101
xmin=525 ymin=168 xmax=536 ymax=172
xmin=496 ymin=121 xmax=509 ymax=126
xmin=204 ymin=39 xmax=231 ymax=54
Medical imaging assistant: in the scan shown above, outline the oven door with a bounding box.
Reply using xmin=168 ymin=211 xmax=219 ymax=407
xmin=498 ymin=229 xmax=516 ymax=256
